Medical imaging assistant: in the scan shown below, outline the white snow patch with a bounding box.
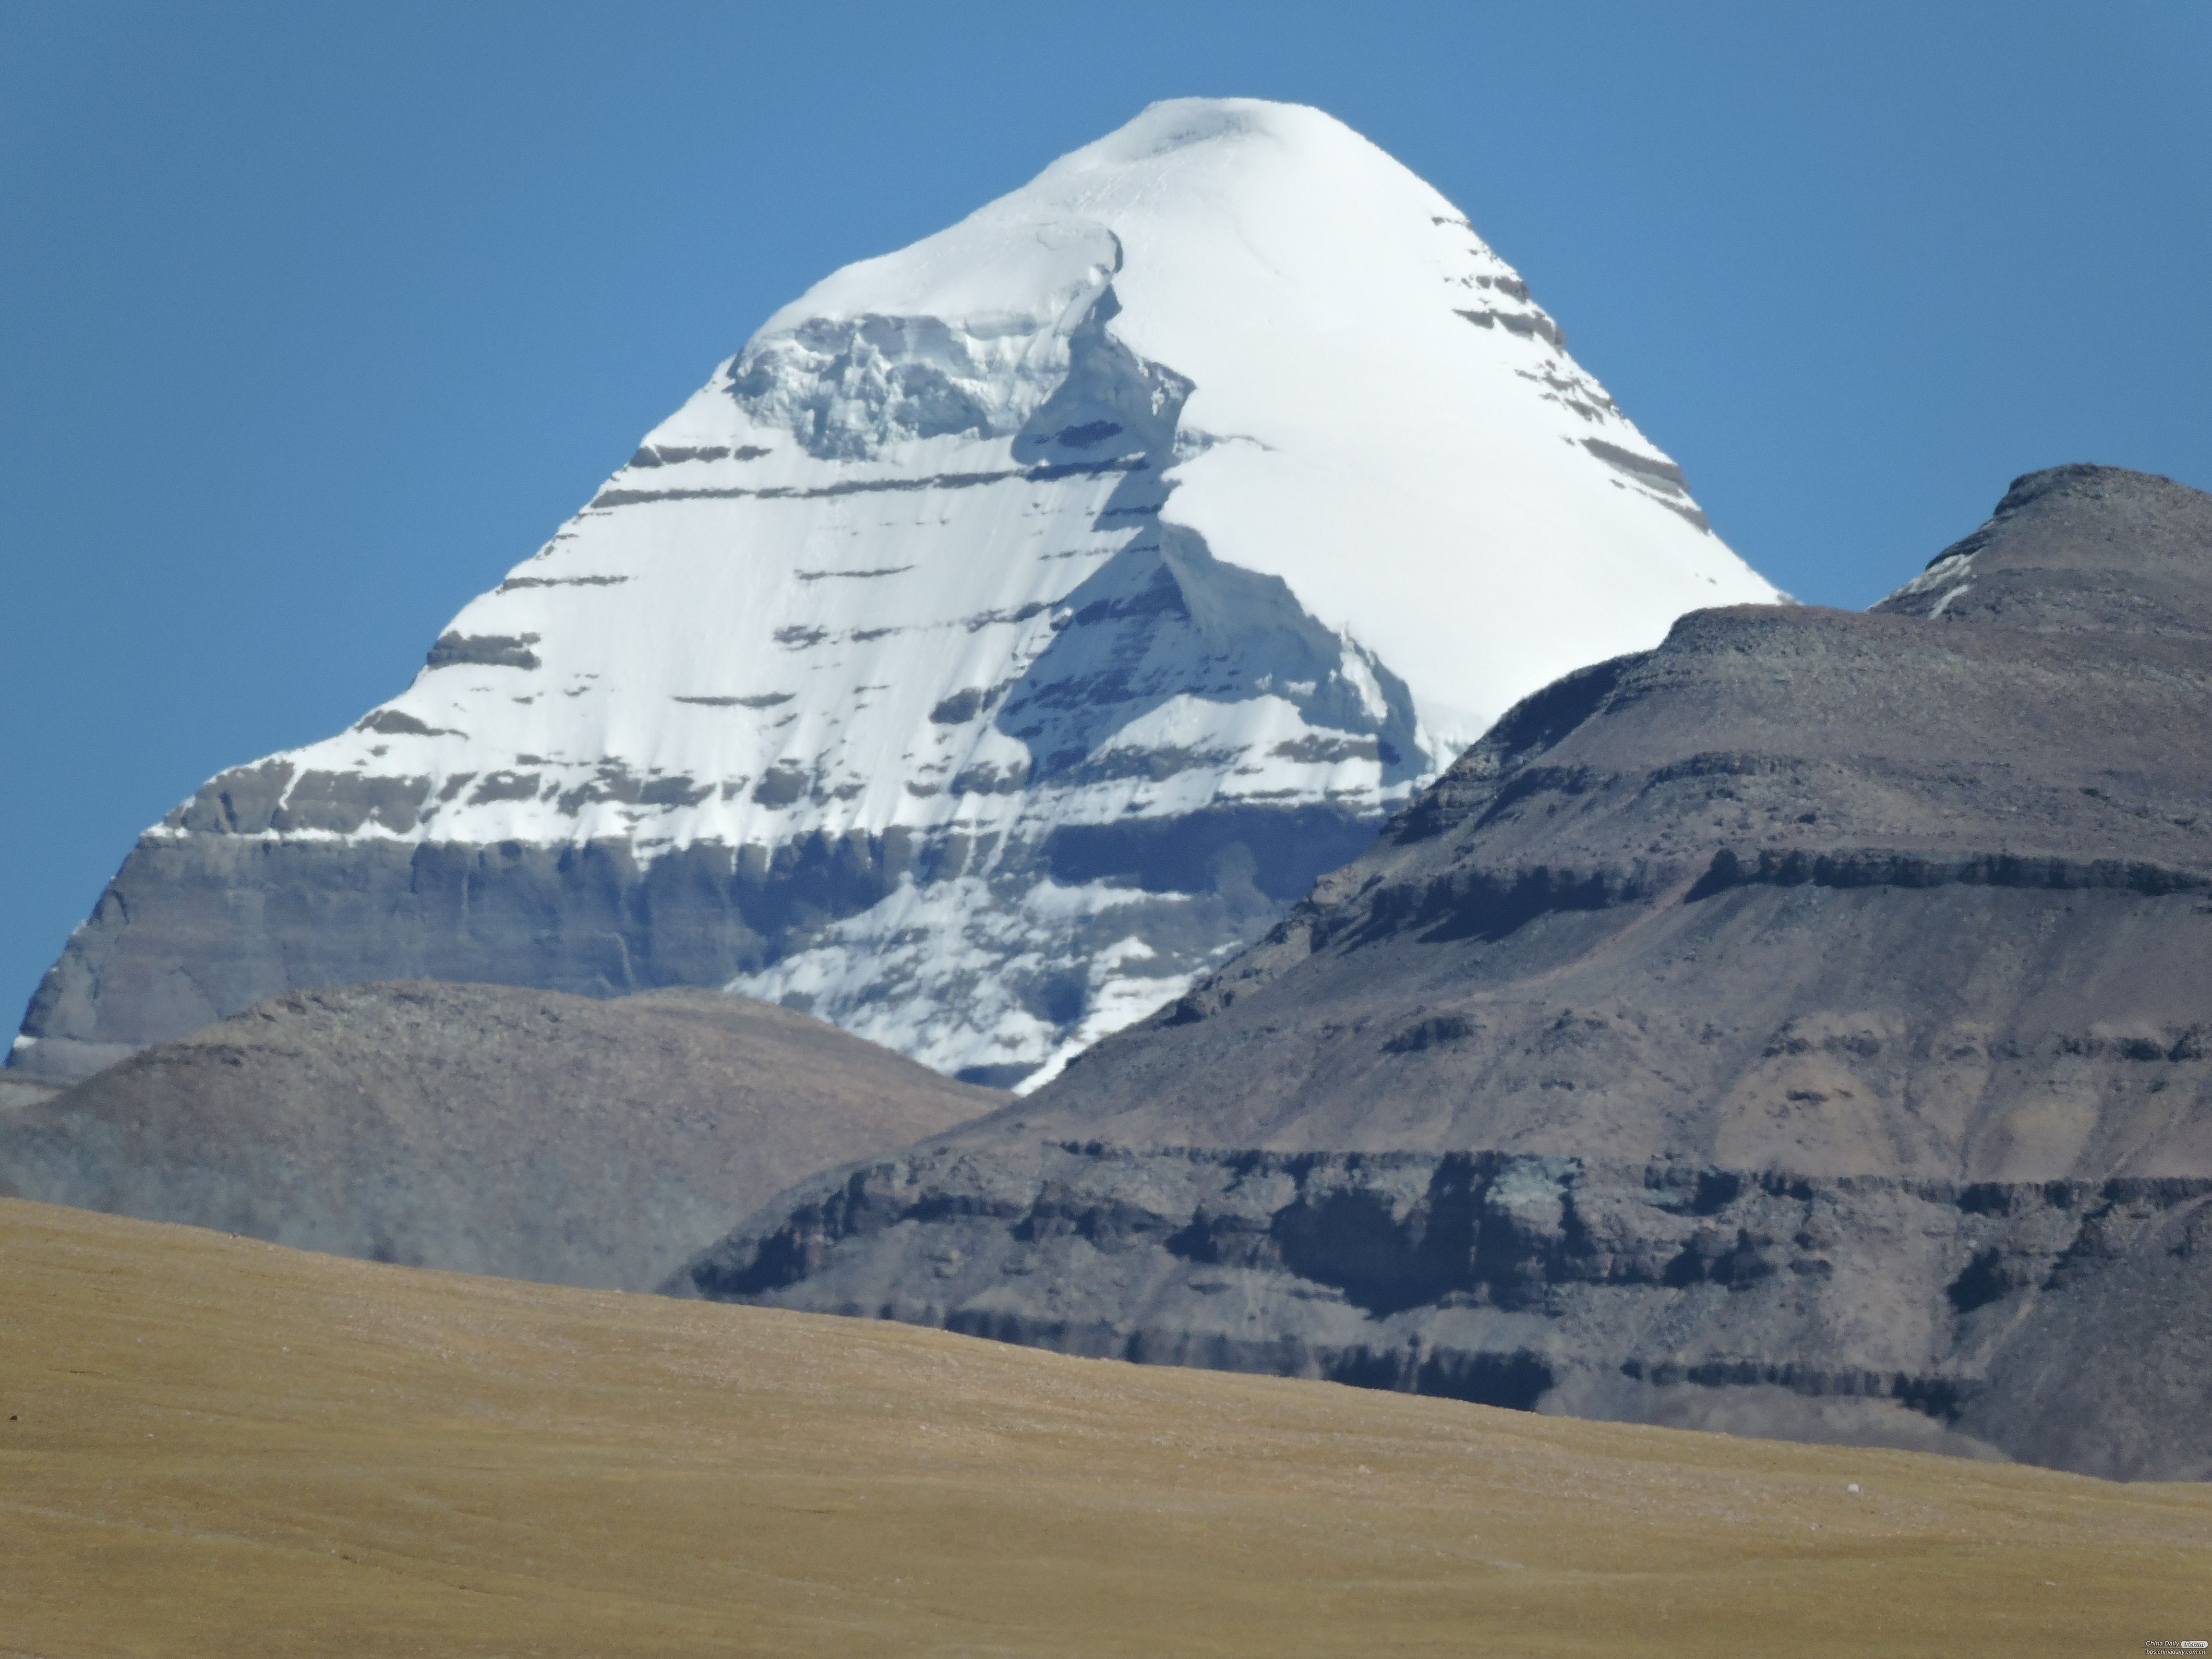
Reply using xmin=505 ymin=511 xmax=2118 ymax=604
xmin=730 ymin=874 xmax=1191 ymax=1085
xmin=1886 ymin=551 xmax=1977 ymax=604
xmin=1927 ymin=581 xmax=1974 ymax=618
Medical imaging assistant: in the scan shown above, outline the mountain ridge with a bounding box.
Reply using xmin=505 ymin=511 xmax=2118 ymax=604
xmin=675 ymin=463 xmax=2212 ymax=1477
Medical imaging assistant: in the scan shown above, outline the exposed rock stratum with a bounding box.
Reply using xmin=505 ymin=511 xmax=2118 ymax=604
xmin=675 ymin=465 xmax=2212 ymax=1478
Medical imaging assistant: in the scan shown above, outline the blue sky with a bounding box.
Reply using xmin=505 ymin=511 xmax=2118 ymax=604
xmin=3 ymin=1 xmax=2208 ymax=1034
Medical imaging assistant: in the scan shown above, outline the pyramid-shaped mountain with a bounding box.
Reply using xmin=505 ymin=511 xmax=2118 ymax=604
xmin=12 ymin=99 xmax=1774 ymax=1088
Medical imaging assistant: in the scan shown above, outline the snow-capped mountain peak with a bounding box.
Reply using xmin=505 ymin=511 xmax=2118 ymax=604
xmin=14 ymin=98 xmax=1778 ymax=1091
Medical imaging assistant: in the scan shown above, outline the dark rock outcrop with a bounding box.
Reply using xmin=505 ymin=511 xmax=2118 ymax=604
xmin=0 ymin=981 xmax=1001 ymax=1290
xmin=677 ymin=466 xmax=2212 ymax=1476
xmin=675 ymin=1141 xmax=2212 ymax=1478
xmin=9 ymin=830 xmax=926 ymax=1083
xmin=8 ymin=804 xmax=1385 ymax=1087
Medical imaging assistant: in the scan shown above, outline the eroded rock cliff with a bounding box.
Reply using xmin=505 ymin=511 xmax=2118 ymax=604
xmin=677 ymin=466 xmax=2212 ymax=1476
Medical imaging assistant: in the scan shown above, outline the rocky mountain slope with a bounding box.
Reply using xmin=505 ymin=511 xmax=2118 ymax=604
xmin=676 ymin=465 xmax=2212 ymax=1477
xmin=0 ymin=1077 xmax=59 ymax=1113
xmin=11 ymin=97 xmax=1773 ymax=1090
xmin=0 ymin=981 xmax=999 ymax=1289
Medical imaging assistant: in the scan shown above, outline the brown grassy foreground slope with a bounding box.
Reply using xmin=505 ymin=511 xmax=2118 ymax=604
xmin=2 ymin=1197 xmax=2207 ymax=1658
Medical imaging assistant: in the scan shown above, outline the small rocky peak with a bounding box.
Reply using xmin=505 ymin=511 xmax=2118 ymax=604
xmin=1874 ymin=464 xmax=2212 ymax=637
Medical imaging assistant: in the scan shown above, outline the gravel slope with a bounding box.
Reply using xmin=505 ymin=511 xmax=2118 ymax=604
xmin=0 ymin=981 xmax=1001 ymax=1288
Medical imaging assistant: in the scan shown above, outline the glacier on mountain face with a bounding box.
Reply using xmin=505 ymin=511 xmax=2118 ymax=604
xmin=11 ymin=98 xmax=1779 ymax=1090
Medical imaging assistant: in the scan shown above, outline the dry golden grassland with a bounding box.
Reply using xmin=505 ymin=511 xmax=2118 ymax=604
xmin=2 ymin=1195 xmax=2206 ymax=1656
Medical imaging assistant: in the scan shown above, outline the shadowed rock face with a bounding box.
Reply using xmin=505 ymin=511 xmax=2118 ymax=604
xmin=677 ymin=1142 xmax=2212 ymax=1479
xmin=0 ymin=981 xmax=1001 ymax=1290
xmin=10 ymin=832 xmax=930 ymax=1084
xmin=677 ymin=466 xmax=2212 ymax=1476
xmin=8 ymin=806 xmax=1386 ymax=1088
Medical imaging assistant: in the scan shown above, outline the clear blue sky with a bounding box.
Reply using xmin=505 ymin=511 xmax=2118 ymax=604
xmin=4 ymin=0 xmax=2208 ymax=1035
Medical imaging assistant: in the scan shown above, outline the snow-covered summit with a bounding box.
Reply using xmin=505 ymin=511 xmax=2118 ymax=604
xmin=24 ymin=99 xmax=1779 ymax=1091
xmin=647 ymin=98 xmax=1761 ymax=744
